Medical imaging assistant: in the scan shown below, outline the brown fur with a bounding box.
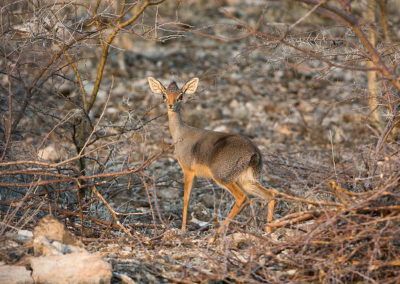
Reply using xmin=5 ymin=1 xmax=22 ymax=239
xmin=147 ymin=77 xmax=275 ymax=238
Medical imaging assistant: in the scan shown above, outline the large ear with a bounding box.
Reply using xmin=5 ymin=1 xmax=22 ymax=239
xmin=148 ymin=77 xmax=166 ymax=94
xmin=182 ymin=78 xmax=199 ymax=95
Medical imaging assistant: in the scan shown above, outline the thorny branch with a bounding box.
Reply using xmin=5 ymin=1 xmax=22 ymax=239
xmin=1 ymin=1 xmax=399 ymax=282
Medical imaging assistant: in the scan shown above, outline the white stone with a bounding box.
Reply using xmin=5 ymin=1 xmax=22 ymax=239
xmin=37 ymin=145 xmax=61 ymax=162
xmin=0 ymin=265 xmax=33 ymax=284
xmin=30 ymin=253 xmax=112 ymax=284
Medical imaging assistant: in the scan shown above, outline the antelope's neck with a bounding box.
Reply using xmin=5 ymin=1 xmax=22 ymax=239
xmin=167 ymin=110 xmax=186 ymax=142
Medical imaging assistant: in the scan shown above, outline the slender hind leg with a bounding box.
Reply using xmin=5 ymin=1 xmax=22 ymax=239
xmin=253 ymin=183 xmax=275 ymax=233
xmin=210 ymin=181 xmax=247 ymax=243
xmin=265 ymin=198 xmax=275 ymax=233
xmin=242 ymin=182 xmax=275 ymax=233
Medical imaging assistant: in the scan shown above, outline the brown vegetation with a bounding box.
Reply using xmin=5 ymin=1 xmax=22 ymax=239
xmin=1 ymin=0 xmax=399 ymax=282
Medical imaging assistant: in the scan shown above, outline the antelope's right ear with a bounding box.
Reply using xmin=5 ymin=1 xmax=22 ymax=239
xmin=182 ymin=78 xmax=199 ymax=95
xmin=147 ymin=77 xmax=166 ymax=94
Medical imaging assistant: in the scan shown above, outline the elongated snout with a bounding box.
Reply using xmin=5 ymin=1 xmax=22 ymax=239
xmin=168 ymin=102 xmax=181 ymax=112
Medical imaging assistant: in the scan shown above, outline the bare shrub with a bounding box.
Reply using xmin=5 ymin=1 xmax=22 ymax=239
xmin=0 ymin=1 xmax=399 ymax=282
xmin=0 ymin=0 xmax=167 ymax=236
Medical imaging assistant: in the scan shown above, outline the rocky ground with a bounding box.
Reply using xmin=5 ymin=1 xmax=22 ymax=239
xmin=1 ymin=1 xmax=399 ymax=283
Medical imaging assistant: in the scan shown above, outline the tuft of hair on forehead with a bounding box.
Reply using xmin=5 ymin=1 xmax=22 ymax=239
xmin=167 ymin=81 xmax=179 ymax=92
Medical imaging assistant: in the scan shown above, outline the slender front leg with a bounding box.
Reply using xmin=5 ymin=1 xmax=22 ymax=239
xmin=181 ymin=168 xmax=195 ymax=231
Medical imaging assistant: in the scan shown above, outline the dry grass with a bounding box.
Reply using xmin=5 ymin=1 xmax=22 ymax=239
xmin=1 ymin=0 xmax=399 ymax=283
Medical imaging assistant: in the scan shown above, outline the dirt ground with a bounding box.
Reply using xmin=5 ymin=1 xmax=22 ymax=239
xmin=98 ymin=1 xmax=376 ymax=233
xmin=1 ymin=1 xmax=399 ymax=283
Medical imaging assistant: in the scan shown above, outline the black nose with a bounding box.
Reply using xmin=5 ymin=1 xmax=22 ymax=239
xmin=169 ymin=104 xmax=173 ymax=109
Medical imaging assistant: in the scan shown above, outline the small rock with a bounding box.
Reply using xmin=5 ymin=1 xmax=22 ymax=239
xmin=331 ymin=125 xmax=346 ymax=144
xmin=37 ymin=145 xmax=61 ymax=162
xmin=297 ymin=100 xmax=314 ymax=113
xmin=161 ymin=228 xmax=182 ymax=242
xmin=5 ymin=230 xmax=33 ymax=243
xmin=30 ymin=253 xmax=112 ymax=284
xmin=157 ymin=186 xmax=180 ymax=200
xmin=33 ymin=235 xmax=62 ymax=256
xmin=18 ymin=230 xmax=33 ymax=240
xmin=33 ymin=215 xmax=84 ymax=256
xmin=0 ymin=265 xmax=34 ymax=284
xmin=192 ymin=203 xmax=211 ymax=222
xmin=286 ymin=269 xmax=297 ymax=276
xmin=106 ymin=107 xmax=118 ymax=115
xmin=33 ymin=235 xmax=86 ymax=256
xmin=245 ymin=101 xmax=257 ymax=113
xmin=229 ymin=232 xmax=256 ymax=244
xmin=213 ymin=125 xmax=230 ymax=133
xmin=113 ymin=272 xmax=135 ymax=284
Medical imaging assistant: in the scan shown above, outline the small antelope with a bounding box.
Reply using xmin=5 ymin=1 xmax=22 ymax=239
xmin=148 ymin=77 xmax=275 ymax=238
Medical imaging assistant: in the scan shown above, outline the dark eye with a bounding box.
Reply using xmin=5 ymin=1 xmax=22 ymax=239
xmin=162 ymin=94 xmax=166 ymax=101
xmin=177 ymin=93 xmax=183 ymax=101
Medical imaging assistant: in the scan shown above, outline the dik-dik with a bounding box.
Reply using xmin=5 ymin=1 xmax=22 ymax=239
xmin=148 ymin=77 xmax=275 ymax=238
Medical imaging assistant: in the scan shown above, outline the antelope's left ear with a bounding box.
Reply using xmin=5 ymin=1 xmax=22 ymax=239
xmin=182 ymin=78 xmax=199 ymax=95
